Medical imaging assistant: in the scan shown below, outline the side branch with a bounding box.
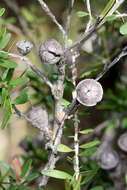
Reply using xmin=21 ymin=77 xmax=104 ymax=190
xmin=36 ymin=0 xmax=66 ymax=42
xmin=0 ymin=51 xmax=53 ymax=89
xmin=96 ymin=46 xmax=127 ymax=81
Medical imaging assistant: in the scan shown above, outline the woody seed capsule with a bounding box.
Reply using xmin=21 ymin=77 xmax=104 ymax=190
xmin=118 ymin=133 xmax=127 ymax=152
xmin=16 ymin=40 xmax=33 ymax=55
xmin=39 ymin=39 xmax=63 ymax=64
xmin=27 ymin=106 xmax=48 ymax=131
xmin=98 ymin=150 xmax=119 ymax=170
xmin=76 ymin=79 xmax=103 ymax=106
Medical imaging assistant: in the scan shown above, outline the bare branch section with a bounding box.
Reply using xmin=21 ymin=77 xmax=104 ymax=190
xmin=96 ymin=46 xmax=127 ymax=81
xmin=65 ymin=0 xmax=75 ymax=46
xmin=39 ymin=60 xmax=66 ymax=187
xmin=65 ymin=0 xmax=125 ymax=52
xmin=71 ymin=50 xmax=80 ymax=180
xmin=36 ymin=0 xmax=66 ymax=43
xmin=0 ymin=51 xmax=53 ymax=89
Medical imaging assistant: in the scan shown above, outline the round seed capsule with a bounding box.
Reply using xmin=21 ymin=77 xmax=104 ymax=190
xmin=76 ymin=79 xmax=103 ymax=106
xmin=39 ymin=39 xmax=63 ymax=64
xmin=16 ymin=40 xmax=33 ymax=55
xmin=98 ymin=150 xmax=119 ymax=170
xmin=27 ymin=106 xmax=48 ymax=131
xmin=118 ymin=133 xmax=127 ymax=152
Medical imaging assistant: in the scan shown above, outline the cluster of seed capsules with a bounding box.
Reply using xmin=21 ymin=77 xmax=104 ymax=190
xmin=16 ymin=39 xmax=127 ymax=171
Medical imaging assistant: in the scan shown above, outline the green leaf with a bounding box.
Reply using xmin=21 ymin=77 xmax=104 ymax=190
xmin=121 ymin=118 xmax=127 ymax=129
xmin=57 ymin=144 xmax=74 ymax=153
xmin=0 ymin=33 xmax=11 ymax=49
xmin=99 ymin=0 xmax=116 ymax=19
xmin=12 ymin=92 xmax=29 ymax=105
xmin=41 ymin=169 xmax=72 ymax=180
xmin=80 ymin=140 xmax=100 ymax=149
xmin=105 ymin=14 xmax=117 ymax=21
xmin=79 ymin=147 xmax=97 ymax=157
xmin=9 ymin=77 xmax=29 ymax=87
xmin=0 ymin=59 xmax=17 ymax=68
xmin=24 ymin=172 xmax=39 ymax=182
xmin=21 ymin=159 xmax=32 ymax=178
xmin=21 ymin=8 xmax=36 ymax=23
xmin=1 ymin=88 xmax=8 ymax=107
xmin=79 ymin=129 xmax=94 ymax=134
xmin=0 ymin=51 xmax=8 ymax=58
xmin=76 ymin=11 xmax=89 ymax=17
xmin=0 ymin=27 xmax=6 ymax=40
xmin=0 ymin=8 xmax=5 ymax=17
xmin=79 ymin=68 xmax=98 ymax=79
xmin=81 ymin=169 xmax=99 ymax=185
xmin=90 ymin=186 xmax=104 ymax=190
xmin=1 ymin=69 xmax=9 ymax=81
xmin=61 ymin=98 xmax=70 ymax=108
xmin=1 ymin=97 xmax=12 ymax=129
xmin=120 ymin=22 xmax=127 ymax=35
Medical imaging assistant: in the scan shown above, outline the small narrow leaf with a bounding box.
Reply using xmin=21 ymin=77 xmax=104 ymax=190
xmin=12 ymin=93 xmax=28 ymax=105
xmin=9 ymin=77 xmax=29 ymax=87
xmin=2 ymin=69 xmax=9 ymax=80
xmin=80 ymin=140 xmax=100 ymax=149
xmin=41 ymin=169 xmax=72 ymax=180
xmin=61 ymin=98 xmax=70 ymax=108
xmin=79 ymin=147 xmax=97 ymax=157
xmin=90 ymin=186 xmax=104 ymax=190
xmin=79 ymin=129 xmax=94 ymax=134
xmin=105 ymin=14 xmax=117 ymax=21
xmin=1 ymin=98 xmax=12 ymax=129
xmin=24 ymin=173 xmax=39 ymax=182
xmin=79 ymin=68 xmax=98 ymax=79
xmin=21 ymin=159 xmax=32 ymax=178
xmin=99 ymin=0 xmax=116 ymax=19
xmin=1 ymin=88 xmax=8 ymax=107
xmin=0 ymin=59 xmax=17 ymax=68
xmin=1 ymin=111 xmax=12 ymax=129
xmin=120 ymin=22 xmax=127 ymax=35
xmin=57 ymin=144 xmax=74 ymax=153
xmin=76 ymin=11 xmax=89 ymax=17
xmin=0 ymin=8 xmax=5 ymax=17
xmin=0 ymin=33 xmax=11 ymax=49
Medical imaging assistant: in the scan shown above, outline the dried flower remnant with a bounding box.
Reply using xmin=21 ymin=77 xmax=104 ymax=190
xmin=39 ymin=39 xmax=63 ymax=64
xmin=76 ymin=79 xmax=103 ymax=106
xmin=118 ymin=133 xmax=127 ymax=152
xmin=16 ymin=40 xmax=33 ymax=55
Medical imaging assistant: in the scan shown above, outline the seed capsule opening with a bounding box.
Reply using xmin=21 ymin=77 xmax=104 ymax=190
xmin=39 ymin=39 xmax=63 ymax=64
xmin=76 ymin=79 xmax=103 ymax=107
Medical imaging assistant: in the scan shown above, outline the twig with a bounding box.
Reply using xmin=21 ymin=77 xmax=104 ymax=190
xmin=39 ymin=57 xmax=66 ymax=187
xmin=0 ymin=51 xmax=53 ymax=89
xmin=2 ymin=0 xmax=34 ymax=43
xmin=71 ymin=50 xmax=80 ymax=180
xmin=36 ymin=0 xmax=66 ymax=43
xmin=65 ymin=0 xmax=75 ymax=47
xmin=96 ymin=46 xmax=127 ymax=81
xmin=65 ymin=0 xmax=125 ymax=52
xmin=13 ymin=105 xmax=50 ymax=140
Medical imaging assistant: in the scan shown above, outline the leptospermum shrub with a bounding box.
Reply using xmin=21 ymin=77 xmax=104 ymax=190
xmin=0 ymin=1 xmax=127 ymax=189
